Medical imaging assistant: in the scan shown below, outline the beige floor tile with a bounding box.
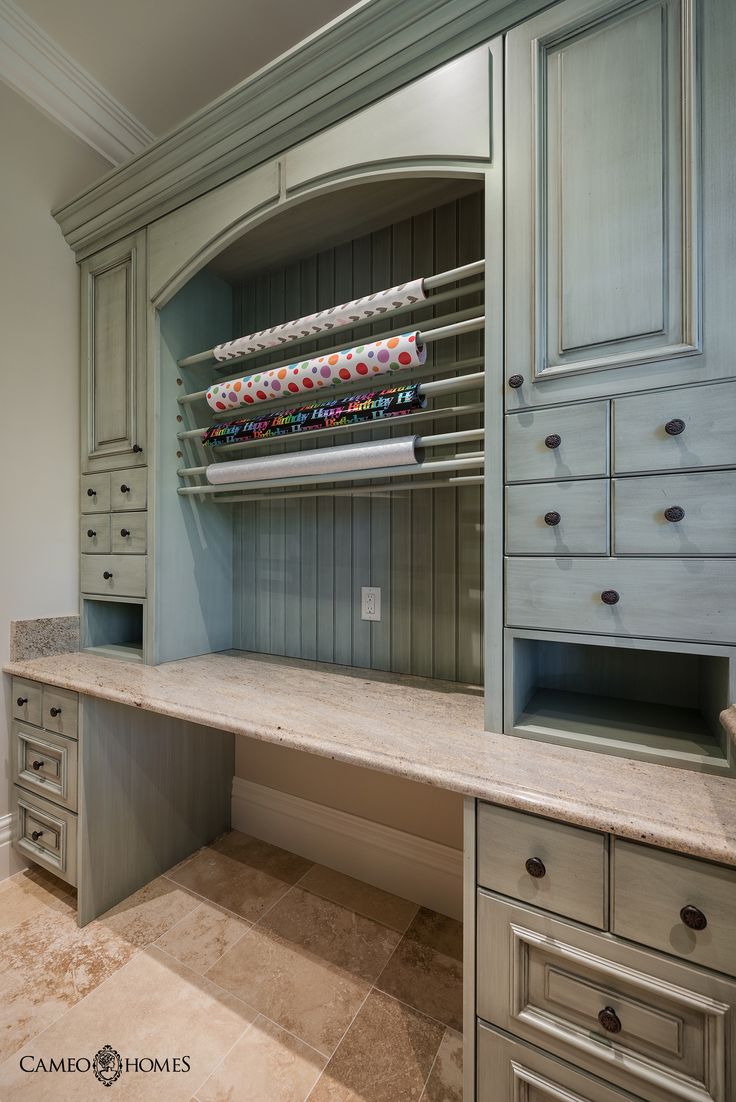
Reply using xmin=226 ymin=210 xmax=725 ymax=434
xmin=375 ymin=909 xmax=463 ymax=1031
xmin=307 ymin=990 xmax=445 ymax=1102
xmin=156 ymin=902 xmax=251 ymax=974
xmin=0 ymin=868 xmax=76 ymax=934
xmin=404 ymin=909 xmax=462 ymax=962
xmin=97 ymin=876 xmax=202 ymax=949
xmin=198 ymin=1015 xmax=326 ymax=1102
xmin=212 ymin=832 xmax=313 ymax=884
xmin=0 ymin=946 xmax=257 ymax=1101
xmin=299 ymin=865 xmax=418 ymax=933
xmin=421 ymin=1029 xmax=463 ymax=1102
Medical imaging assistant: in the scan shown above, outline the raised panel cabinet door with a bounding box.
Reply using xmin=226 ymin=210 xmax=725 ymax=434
xmin=81 ymin=230 xmax=146 ymax=473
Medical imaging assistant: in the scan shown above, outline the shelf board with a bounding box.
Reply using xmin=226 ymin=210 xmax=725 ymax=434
xmin=83 ymin=643 xmax=143 ymax=664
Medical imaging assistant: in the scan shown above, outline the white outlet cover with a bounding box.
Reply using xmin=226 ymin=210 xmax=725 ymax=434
xmin=361 ymin=586 xmax=381 ymax=621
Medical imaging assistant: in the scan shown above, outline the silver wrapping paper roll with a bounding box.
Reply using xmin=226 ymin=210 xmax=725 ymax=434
xmin=206 ymin=436 xmax=420 ymax=486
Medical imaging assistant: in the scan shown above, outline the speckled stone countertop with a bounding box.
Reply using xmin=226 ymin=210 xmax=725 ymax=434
xmin=5 ymin=649 xmax=736 ymax=867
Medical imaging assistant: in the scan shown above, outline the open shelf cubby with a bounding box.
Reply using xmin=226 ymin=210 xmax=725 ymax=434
xmin=506 ymin=631 xmax=735 ymax=776
xmin=82 ymin=598 xmax=145 ymax=664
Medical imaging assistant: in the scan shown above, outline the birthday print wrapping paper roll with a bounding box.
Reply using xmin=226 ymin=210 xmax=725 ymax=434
xmin=212 ymin=278 xmax=426 ymax=361
xmin=202 ymin=383 xmax=426 ymax=446
xmin=206 ymin=436 xmax=420 ymax=486
xmin=206 ymin=332 xmax=426 ymax=412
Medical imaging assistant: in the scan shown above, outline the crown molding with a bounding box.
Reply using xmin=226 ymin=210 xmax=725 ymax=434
xmin=0 ymin=0 xmax=153 ymax=165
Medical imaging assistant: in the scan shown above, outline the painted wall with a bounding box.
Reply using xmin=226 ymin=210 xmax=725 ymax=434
xmin=0 ymin=84 xmax=109 ymax=865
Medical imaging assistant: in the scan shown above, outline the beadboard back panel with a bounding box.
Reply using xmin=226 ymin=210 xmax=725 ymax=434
xmin=231 ymin=194 xmax=484 ymax=684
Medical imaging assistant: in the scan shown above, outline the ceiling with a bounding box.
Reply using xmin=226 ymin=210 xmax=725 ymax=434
xmin=15 ymin=0 xmax=359 ymax=136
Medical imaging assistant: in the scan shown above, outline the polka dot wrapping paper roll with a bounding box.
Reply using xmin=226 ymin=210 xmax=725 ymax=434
xmin=205 ymin=332 xmax=427 ymax=413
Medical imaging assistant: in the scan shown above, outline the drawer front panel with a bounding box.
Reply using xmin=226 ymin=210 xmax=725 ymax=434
xmin=13 ymin=724 xmax=78 ymax=811
xmin=613 ymin=472 xmax=736 ymax=555
xmin=613 ymin=381 xmax=736 ymax=474
xmin=81 ymin=554 xmax=146 ymax=597
xmin=477 ymin=803 xmax=607 ymax=929
xmin=80 ymin=514 xmax=111 ymax=554
xmin=111 ymin=512 xmax=147 ymax=554
xmin=42 ymin=687 xmax=79 ymax=739
xmin=477 ymin=891 xmax=736 ymax=1102
xmin=12 ymin=678 xmax=42 ymax=728
xmin=80 ymin=472 xmax=111 ymax=514
xmin=613 ymin=840 xmax=736 ymax=977
xmin=506 ymin=402 xmax=609 ymax=483
xmin=13 ymin=786 xmax=77 ymax=887
xmin=110 ymin=467 xmax=147 ymax=511
xmin=506 ymin=481 xmax=609 ymax=556
xmin=506 ymin=558 xmax=736 ymax=644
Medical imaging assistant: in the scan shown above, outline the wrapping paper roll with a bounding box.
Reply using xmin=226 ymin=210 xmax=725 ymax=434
xmin=213 ymin=279 xmax=425 ymax=361
xmin=202 ymin=383 xmax=425 ymax=446
xmin=206 ymin=436 xmax=420 ymax=486
xmin=207 ymin=332 xmax=426 ymax=412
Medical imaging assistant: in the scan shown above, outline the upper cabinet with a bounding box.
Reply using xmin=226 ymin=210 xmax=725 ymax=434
xmin=81 ymin=231 xmax=147 ymax=471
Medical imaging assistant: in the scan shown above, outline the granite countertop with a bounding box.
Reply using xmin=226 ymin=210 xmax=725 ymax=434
xmin=5 ymin=649 xmax=736 ymax=867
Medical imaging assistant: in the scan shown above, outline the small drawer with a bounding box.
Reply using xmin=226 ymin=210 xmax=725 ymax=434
xmin=81 ymin=472 xmax=111 ymax=514
xmin=477 ymin=803 xmax=607 ymax=928
xmin=505 ymin=557 xmax=736 ymax=644
xmin=111 ymin=467 xmax=147 ymax=511
xmin=613 ymin=380 xmax=736 ymax=474
xmin=81 ymin=553 xmax=146 ymax=597
xmin=613 ymin=471 xmax=736 ymax=555
xmin=42 ymin=686 xmax=79 ymax=739
xmin=506 ymin=401 xmax=609 ymax=483
xmin=477 ymin=891 xmax=736 ymax=1102
xmin=80 ymin=513 xmax=111 ymax=554
xmin=13 ymin=723 xmax=78 ymax=811
xmin=12 ymin=677 xmax=43 ymax=727
xmin=13 ymin=786 xmax=77 ymax=887
xmin=613 ymin=840 xmax=736 ymax=977
xmin=506 ymin=480 xmax=609 ymax=555
xmin=111 ymin=512 xmax=147 ymax=554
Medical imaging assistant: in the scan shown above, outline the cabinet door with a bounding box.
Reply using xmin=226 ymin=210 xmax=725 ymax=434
xmin=81 ymin=230 xmax=146 ymax=472
xmin=505 ymin=0 xmax=709 ymax=407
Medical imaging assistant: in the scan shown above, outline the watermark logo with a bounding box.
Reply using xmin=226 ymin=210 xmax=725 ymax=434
xmin=92 ymin=1046 xmax=123 ymax=1088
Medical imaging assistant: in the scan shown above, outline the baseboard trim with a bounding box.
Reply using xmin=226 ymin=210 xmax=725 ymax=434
xmin=0 ymin=812 xmax=25 ymax=881
xmin=231 ymin=778 xmax=462 ymax=919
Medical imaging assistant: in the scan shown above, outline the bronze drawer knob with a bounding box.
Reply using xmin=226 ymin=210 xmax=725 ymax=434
xmin=31 ymin=830 xmax=44 ymax=842
xmin=103 ymin=571 xmax=114 ymax=580
xmin=508 ymin=374 xmax=524 ymax=389
xmin=598 ymin=1007 xmax=622 ymax=1034
xmin=120 ymin=529 xmax=131 ymax=538
xmin=17 ymin=696 xmax=28 ymax=707
xmin=87 ymin=488 xmax=96 ymax=497
xmin=664 ymin=506 xmax=685 ymax=523
xmin=544 ymin=511 xmax=561 ymax=527
xmin=525 ymin=857 xmax=546 ymax=879
xmin=49 ymin=707 xmax=61 ymax=718
xmin=665 ymin=418 xmax=686 ymax=436
xmin=87 ymin=529 xmax=96 ymax=538
xmin=32 ymin=760 xmax=44 ymax=771
xmin=601 ymin=590 xmax=620 ymax=605
xmin=544 ymin=433 xmax=561 ymax=449
xmin=680 ymin=904 xmax=707 ymax=931
xmin=120 ymin=484 xmax=131 ymax=494
xmin=132 ymin=444 xmax=143 ymax=453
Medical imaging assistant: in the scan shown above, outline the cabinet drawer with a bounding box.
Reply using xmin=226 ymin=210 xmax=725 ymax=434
xmin=81 ymin=472 xmax=111 ymax=514
xmin=477 ymin=1024 xmax=637 ymax=1102
xmin=81 ymin=553 xmax=146 ymax=597
xmin=477 ymin=891 xmax=736 ymax=1102
xmin=613 ymin=381 xmax=736 ymax=474
xmin=506 ymin=401 xmax=609 ymax=483
xmin=613 ymin=840 xmax=736 ymax=978
xmin=111 ymin=512 xmax=147 ymax=554
xmin=80 ymin=513 xmax=111 ymax=554
xmin=12 ymin=678 xmax=42 ymax=727
xmin=13 ymin=724 xmax=78 ymax=811
xmin=613 ymin=471 xmax=736 ymax=555
xmin=506 ymin=481 xmax=609 ymax=555
xmin=13 ymin=786 xmax=77 ymax=887
xmin=42 ymin=686 xmax=79 ymax=739
xmin=506 ymin=557 xmax=736 ymax=644
xmin=110 ymin=467 xmax=147 ymax=511
xmin=477 ymin=803 xmax=607 ymax=928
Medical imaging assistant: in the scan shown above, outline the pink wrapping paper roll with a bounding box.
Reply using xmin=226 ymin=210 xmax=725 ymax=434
xmin=206 ymin=332 xmax=426 ymax=413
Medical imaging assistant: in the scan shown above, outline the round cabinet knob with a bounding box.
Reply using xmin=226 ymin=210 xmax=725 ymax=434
xmin=32 ymin=760 xmax=44 ymax=771
xmin=87 ymin=529 xmax=96 ymax=538
xmin=664 ymin=506 xmax=685 ymax=523
xmin=132 ymin=444 xmax=143 ymax=454
xmin=601 ymin=590 xmax=620 ymax=605
xmin=665 ymin=418 xmax=686 ymax=436
xmin=87 ymin=488 xmax=96 ymax=497
xmin=525 ymin=857 xmax=546 ymax=879
xmin=508 ymin=374 xmax=524 ymax=389
xmin=544 ymin=434 xmax=561 ymax=450
xmin=17 ymin=696 xmax=28 ymax=707
xmin=597 ymin=1007 xmax=622 ymax=1034
xmin=120 ymin=484 xmax=131 ymax=494
xmin=31 ymin=830 xmax=44 ymax=842
xmin=103 ymin=571 xmax=114 ymax=580
xmin=680 ymin=904 xmax=707 ymax=931
xmin=544 ymin=511 xmax=561 ymax=527
xmin=120 ymin=528 xmax=131 ymax=538
xmin=49 ymin=707 xmax=61 ymax=717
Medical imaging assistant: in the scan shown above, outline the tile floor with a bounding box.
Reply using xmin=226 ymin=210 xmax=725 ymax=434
xmin=0 ymin=832 xmax=463 ymax=1100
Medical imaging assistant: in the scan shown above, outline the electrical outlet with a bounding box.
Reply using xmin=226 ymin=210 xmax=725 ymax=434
xmin=361 ymin=586 xmax=381 ymax=621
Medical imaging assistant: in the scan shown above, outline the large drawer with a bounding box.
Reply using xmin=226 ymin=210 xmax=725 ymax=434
xmin=477 ymin=803 xmax=607 ymax=929
xmin=13 ymin=723 xmax=78 ymax=811
xmin=505 ymin=557 xmax=736 ymax=644
xmin=477 ymin=891 xmax=736 ymax=1102
xmin=506 ymin=401 xmax=609 ymax=483
xmin=111 ymin=511 xmax=147 ymax=554
xmin=13 ymin=786 xmax=77 ymax=887
xmin=42 ymin=686 xmax=78 ymax=740
xmin=613 ymin=471 xmax=736 ymax=555
xmin=81 ymin=513 xmax=111 ymax=554
xmin=81 ymin=553 xmax=146 ymax=597
xmin=110 ymin=467 xmax=147 ymax=511
xmin=506 ymin=480 xmax=609 ymax=555
xmin=613 ymin=840 xmax=736 ymax=978
xmin=613 ymin=380 xmax=736 ymax=474
xmin=12 ymin=677 xmax=43 ymax=728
